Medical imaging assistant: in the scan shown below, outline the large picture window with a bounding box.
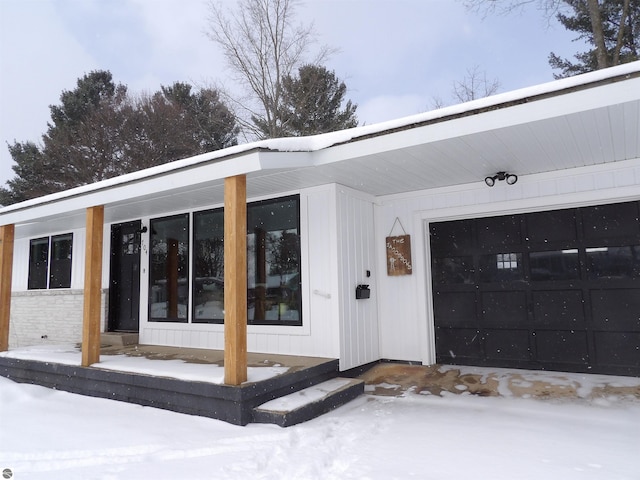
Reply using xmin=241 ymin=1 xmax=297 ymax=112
xmin=28 ymin=234 xmax=73 ymax=290
xmin=248 ymin=196 xmax=301 ymax=325
xmin=193 ymin=209 xmax=225 ymax=323
xmin=149 ymin=214 xmax=190 ymax=322
xmin=192 ymin=195 xmax=301 ymax=326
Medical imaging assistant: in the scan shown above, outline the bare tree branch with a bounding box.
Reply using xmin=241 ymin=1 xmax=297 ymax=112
xmin=206 ymin=0 xmax=332 ymax=139
xmin=452 ymin=65 xmax=501 ymax=102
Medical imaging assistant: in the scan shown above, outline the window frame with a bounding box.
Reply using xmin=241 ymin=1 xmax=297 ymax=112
xmin=191 ymin=194 xmax=302 ymax=327
xmin=148 ymin=213 xmax=191 ymax=323
xmin=27 ymin=233 xmax=74 ymax=290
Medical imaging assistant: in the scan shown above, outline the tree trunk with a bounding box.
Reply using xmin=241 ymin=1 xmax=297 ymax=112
xmin=613 ymin=0 xmax=631 ymax=65
xmin=586 ymin=0 xmax=609 ymax=69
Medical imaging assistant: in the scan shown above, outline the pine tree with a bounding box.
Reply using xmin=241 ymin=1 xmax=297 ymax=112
xmin=549 ymin=0 xmax=640 ymax=78
xmin=0 ymin=142 xmax=55 ymax=205
xmin=1 ymin=72 xmax=239 ymax=205
xmin=275 ymin=65 xmax=358 ymax=137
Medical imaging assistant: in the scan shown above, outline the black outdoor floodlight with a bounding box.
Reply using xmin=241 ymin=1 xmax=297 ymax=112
xmin=484 ymin=171 xmax=518 ymax=187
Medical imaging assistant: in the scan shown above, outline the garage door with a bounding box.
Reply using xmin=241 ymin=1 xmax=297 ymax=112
xmin=430 ymin=201 xmax=640 ymax=376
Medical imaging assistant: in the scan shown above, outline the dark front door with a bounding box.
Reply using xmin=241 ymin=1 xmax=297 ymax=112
xmin=429 ymin=201 xmax=640 ymax=377
xmin=109 ymin=221 xmax=142 ymax=332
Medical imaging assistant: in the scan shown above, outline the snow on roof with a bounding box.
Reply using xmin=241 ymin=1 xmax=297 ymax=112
xmin=1 ymin=61 xmax=639 ymax=216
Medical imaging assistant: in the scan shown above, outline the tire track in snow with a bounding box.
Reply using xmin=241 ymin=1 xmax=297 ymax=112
xmin=2 ymin=433 xmax=287 ymax=474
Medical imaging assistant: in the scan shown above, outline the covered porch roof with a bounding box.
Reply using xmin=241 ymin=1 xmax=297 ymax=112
xmin=2 ymin=61 xmax=639 ymax=239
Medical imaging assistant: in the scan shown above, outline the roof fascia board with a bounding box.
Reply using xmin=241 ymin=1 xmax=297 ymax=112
xmin=1 ymin=153 xmax=264 ymax=226
xmin=257 ymin=150 xmax=315 ymax=169
xmin=311 ymin=75 xmax=640 ymax=166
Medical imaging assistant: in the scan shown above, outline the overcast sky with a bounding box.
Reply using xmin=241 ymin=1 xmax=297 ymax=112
xmin=0 ymin=0 xmax=584 ymax=187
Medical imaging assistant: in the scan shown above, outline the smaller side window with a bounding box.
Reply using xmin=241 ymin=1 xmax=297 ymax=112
xmin=50 ymin=234 xmax=73 ymax=288
xmin=28 ymin=237 xmax=49 ymax=290
xmin=28 ymin=234 xmax=73 ymax=290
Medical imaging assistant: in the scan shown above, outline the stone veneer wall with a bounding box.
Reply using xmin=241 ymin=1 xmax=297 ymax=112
xmin=8 ymin=290 xmax=108 ymax=349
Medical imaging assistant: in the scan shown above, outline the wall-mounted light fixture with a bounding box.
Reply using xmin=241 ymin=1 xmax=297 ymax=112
xmin=484 ymin=171 xmax=518 ymax=187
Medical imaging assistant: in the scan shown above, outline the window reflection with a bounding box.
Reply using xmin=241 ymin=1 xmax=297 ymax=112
xmin=248 ymin=197 xmax=301 ymax=325
xmin=149 ymin=214 xmax=189 ymax=322
xmin=121 ymin=233 xmax=139 ymax=256
xmin=587 ymin=245 xmax=640 ymax=280
xmin=193 ymin=209 xmax=225 ymax=323
xmin=190 ymin=196 xmax=302 ymax=326
xmin=28 ymin=237 xmax=49 ymax=290
xmin=480 ymin=253 xmax=523 ymax=282
xmin=530 ymin=249 xmax=579 ymax=281
xmin=496 ymin=253 xmax=518 ymax=269
xmin=432 ymin=256 xmax=474 ymax=284
xmin=49 ymin=234 xmax=73 ymax=288
xmin=28 ymin=234 xmax=73 ymax=290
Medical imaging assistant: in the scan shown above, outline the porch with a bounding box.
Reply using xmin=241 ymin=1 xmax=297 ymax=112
xmin=0 ymin=339 xmax=364 ymax=427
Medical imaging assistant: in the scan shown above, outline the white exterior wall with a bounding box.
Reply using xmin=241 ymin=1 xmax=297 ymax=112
xmin=138 ymin=186 xmax=343 ymax=360
xmin=375 ymin=158 xmax=640 ymax=364
xmin=7 ymin=188 xmax=345 ymax=359
xmin=336 ymin=186 xmax=379 ymax=370
xmin=10 ymin=158 xmax=638 ymax=366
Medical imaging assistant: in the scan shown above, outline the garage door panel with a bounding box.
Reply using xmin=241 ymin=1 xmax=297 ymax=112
xmin=432 ymin=256 xmax=475 ymax=284
xmin=436 ymin=328 xmax=482 ymax=362
xmin=484 ymin=329 xmax=530 ymax=361
xmin=481 ymin=291 xmax=528 ymax=326
xmin=535 ymin=330 xmax=589 ymax=365
xmin=429 ymin=220 xmax=474 ymax=254
xmin=530 ymin=249 xmax=580 ymax=281
xmin=582 ymin=202 xmax=639 ymax=239
xmin=477 ymin=216 xmax=521 ymax=249
xmin=433 ymin=292 xmax=477 ymax=327
xmin=594 ymin=332 xmax=640 ymax=368
xmin=586 ymin=245 xmax=640 ymax=280
xmin=590 ymin=289 xmax=640 ymax=330
xmin=430 ymin=200 xmax=640 ymax=376
xmin=533 ymin=290 xmax=585 ymax=328
xmin=526 ymin=209 xmax=577 ymax=244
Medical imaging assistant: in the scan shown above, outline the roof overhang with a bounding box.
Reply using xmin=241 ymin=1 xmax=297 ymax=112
xmin=2 ymin=62 xmax=639 ymax=238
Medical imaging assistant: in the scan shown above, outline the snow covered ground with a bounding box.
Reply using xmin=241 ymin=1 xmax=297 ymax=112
xmin=1 ymin=364 xmax=639 ymax=480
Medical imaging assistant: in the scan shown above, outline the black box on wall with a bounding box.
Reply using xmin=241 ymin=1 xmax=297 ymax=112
xmin=356 ymin=284 xmax=370 ymax=299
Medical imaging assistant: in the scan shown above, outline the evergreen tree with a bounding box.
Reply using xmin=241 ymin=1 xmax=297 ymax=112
xmin=0 ymin=142 xmax=55 ymax=205
xmin=166 ymin=83 xmax=239 ymax=151
xmin=43 ymin=71 xmax=130 ymax=186
xmin=127 ymin=82 xmax=239 ymax=168
xmin=549 ymin=0 xmax=640 ymax=77
xmin=273 ymin=64 xmax=358 ymax=137
xmin=1 ymin=72 xmax=239 ymax=206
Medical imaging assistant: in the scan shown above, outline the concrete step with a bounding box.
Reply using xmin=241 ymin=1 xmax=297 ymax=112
xmin=101 ymin=332 xmax=139 ymax=347
xmin=252 ymin=377 xmax=364 ymax=427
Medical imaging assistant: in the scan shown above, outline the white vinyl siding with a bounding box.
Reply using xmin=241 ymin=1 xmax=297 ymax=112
xmin=375 ymin=158 xmax=640 ymax=365
xmin=336 ymin=186 xmax=379 ymax=370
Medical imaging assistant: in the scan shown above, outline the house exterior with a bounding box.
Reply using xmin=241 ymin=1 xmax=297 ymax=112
xmin=1 ymin=62 xmax=639 ymax=378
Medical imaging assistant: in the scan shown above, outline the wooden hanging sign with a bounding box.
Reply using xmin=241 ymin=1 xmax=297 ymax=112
xmin=386 ymin=234 xmax=412 ymax=276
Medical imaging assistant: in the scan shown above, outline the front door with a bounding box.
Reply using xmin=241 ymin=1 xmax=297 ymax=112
xmin=108 ymin=221 xmax=142 ymax=332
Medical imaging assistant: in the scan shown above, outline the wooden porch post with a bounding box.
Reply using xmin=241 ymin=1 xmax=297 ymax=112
xmin=0 ymin=224 xmax=15 ymax=352
xmin=224 ymin=175 xmax=247 ymax=385
xmin=82 ymin=205 xmax=104 ymax=367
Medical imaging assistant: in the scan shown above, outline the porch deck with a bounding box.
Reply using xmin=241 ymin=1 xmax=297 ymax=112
xmin=0 ymin=341 xmax=364 ymax=426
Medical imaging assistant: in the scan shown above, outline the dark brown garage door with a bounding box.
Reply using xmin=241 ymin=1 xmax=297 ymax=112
xmin=430 ymin=201 xmax=640 ymax=376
